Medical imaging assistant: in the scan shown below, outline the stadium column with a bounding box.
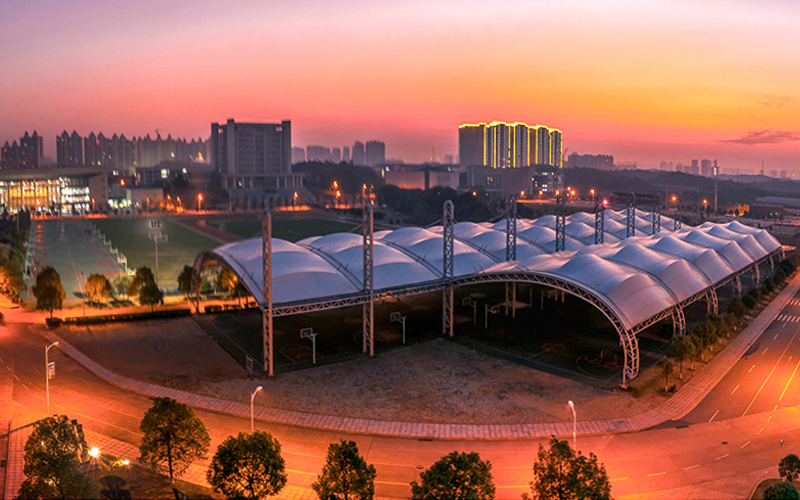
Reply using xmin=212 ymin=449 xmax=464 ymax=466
xmin=733 ymin=273 xmax=742 ymax=297
xmin=442 ymin=200 xmax=455 ymax=337
xmin=706 ymin=288 xmax=718 ymax=315
xmin=262 ymin=209 xmax=274 ymax=377
xmin=671 ymin=306 xmax=686 ymax=336
xmin=363 ymin=201 xmax=374 ymax=356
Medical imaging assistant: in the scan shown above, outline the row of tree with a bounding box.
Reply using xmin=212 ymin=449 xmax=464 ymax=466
xmin=32 ymin=266 xmax=165 ymax=317
xmin=21 ymin=397 xmax=613 ymax=500
xmin=658 ymin=254 xmax=799 ymax=390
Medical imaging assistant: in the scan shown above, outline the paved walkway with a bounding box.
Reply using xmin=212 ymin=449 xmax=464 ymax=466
xmin=29 ymin=271 xmax=800 ymax=441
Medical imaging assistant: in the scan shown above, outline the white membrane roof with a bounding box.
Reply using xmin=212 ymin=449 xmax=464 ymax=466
xmin=208 ymin=211 xmax=780 ymax=331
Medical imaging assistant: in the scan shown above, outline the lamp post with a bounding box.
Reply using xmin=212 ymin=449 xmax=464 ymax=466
xmin=197 ymin=194 xmax=203 ymax=212
xmin=88 ymin=447 xmax=100 ymax=481
xmin=45 ymin=341 xmax=59 ymax=413
xmin=250 ymin=386 xmax=263 ymax=432
xmin=568 ymin=400 xmax=576 ymax=449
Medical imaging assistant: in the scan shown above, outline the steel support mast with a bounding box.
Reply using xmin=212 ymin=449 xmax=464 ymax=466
xmin=362 ymin=201 xmax=375 ymax=356
xmin=442 ymin=200 xmax=455 ymax=337
xmin=261 ymin=209 xmax=274 ymax=376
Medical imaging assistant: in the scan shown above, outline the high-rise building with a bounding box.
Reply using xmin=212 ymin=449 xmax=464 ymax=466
xmin=56 ymin=130 xmax=84 ymax=167
xmin=1 ymin=141 xmax=19 ymax=169
xmin=306 ymin=145 xmax=331 ymax=162
xmin=365 ymin=140 xmax=385 ymax=167
xmin=342 ymin=146 xmax=351 ymax=163
xmin=352 ymin=141 xmax=365 ymax=166
xmin=291 ymin=147 xmax=306 ymax=164
xmin=700 ymin=159 xmax=713 ymax=177
xmin=458 ymin=121 xmax=562 ymax=169
xmin=18 ymin=131 xmax=44 ymax=168
xmin=458 ymin=123 xmax=485 ymax=167
xmin=210 ymin=118 xmax=302 ymax=191
xmin=332 ymin=147 xmax=341 ymax=163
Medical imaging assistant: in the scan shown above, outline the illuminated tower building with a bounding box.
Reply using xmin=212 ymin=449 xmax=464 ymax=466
xmin=19 ymin=131 xmax=44 ymax=168
xmin=549 ymin=129 xmax=562 ymax=168
xmin=534 ymin=126 xmax=551 ymax=166
xmin=458 ymin=123 xmax=486 ymax=167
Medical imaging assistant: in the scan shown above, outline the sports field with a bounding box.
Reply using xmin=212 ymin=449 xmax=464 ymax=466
xmin=206 ymin=214 xmax=360 ymax=242
xmin=92 ymin=217 xmax=219 ymax=288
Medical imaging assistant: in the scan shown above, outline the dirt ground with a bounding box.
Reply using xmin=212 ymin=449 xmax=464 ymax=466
xmin=56 ymin=317 xmax=672 ymax=425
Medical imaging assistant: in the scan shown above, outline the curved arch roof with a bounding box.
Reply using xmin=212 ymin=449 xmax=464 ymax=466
xmin=205 ymin=210 xmax=780 ymax=331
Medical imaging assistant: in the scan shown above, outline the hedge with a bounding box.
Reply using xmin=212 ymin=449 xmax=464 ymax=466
xmin=46 ymin=308 xmax=191 ymax=327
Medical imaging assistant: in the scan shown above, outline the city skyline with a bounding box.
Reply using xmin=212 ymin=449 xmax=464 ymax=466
xmin=1 ymin=0 xmax=798 ymax=171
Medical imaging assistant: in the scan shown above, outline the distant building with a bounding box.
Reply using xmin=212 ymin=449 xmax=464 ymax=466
xmin=781 ymin=170 xmax=788 ymax=179
xmin=691 ymin=159 xmax=700 ymax=175
xmin=306 ymin=145 xmax=331 ymax=162
xmin=352 ymin=141 xmax=365 ymax=166
xmin=701 ymin=159 xmax=713 ymax=177
xmin=210 ymin=118 xmax=302 ymax=191
xmin=342 ymin=146 xmax=350 ymax=163
xmin=56 ymin=130 xmax=83 ymax=167
xmin=444 ymin=154 xmax=455 ymax=165
xmin=1 ymin=141 xmax=19 ymax=169
xmin=566 ymin=152 xmax=614 ymax=170
xmin=0 ymin=166 xmax=107 ymax=213
xmin=291 ymin=147 xmax=306 ymax=164
xmin=332 ymin=147 xmax=341 ymax=163
xmin=384 ymin=165 xmax=459 ymax=190
xmin=461 ymin=165 xmax=540 ymax=199
xmin=458 ymin=121 xmax=562 ymax=169
xmin=365 ymin=140 xmax=385 ymax=166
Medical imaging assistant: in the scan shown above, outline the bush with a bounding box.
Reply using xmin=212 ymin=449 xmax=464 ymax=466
xmin=728 ymin=298 xmax=746 ymax=318
xmin=765 ymin=481 xmax=799 ymax=500
xmin=45 ymin=317 xmax=63 ymax=327
xmin=742 ymin=294 xmax=757 ymax=310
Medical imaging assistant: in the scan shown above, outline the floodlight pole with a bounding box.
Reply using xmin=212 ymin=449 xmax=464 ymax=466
xmin=262 ymin=209 xmax=273 ymax=376
xmin=568 ymin=400 xmax=577 ymax=449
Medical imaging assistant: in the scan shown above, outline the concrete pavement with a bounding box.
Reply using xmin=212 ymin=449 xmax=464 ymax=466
xmin=29 ymin=270 xmax=800 ymax=441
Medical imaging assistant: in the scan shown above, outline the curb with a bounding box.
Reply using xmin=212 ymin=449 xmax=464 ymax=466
xmin=29 ymin=272 xmax=800 ymax=441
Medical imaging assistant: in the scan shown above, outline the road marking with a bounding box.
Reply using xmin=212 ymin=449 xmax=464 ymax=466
xmin=775 ymin=405 xmax=779 ymax=411
xmin=758 ymin=427 xmax=765 ymax=435
xmin=763 ymin=347 xmax=769 ymax=355
xmin=768 ymin=415 xmax=773 ymax=422
xmin=709 ymin=410 xmax=720 ymax=422
xmin=684 ymin=464 xmax=700 ymax=470
xmin=610 ymin=477 xmax=629 ymax=482
xmin=775 ymin=334 xmax=780 ymax=340
xmin=647 ymin=472 xmax=667 ymax=477
xmin=744 ymin=327 xmax=800 ymax=416
xmin=732 ymin=385 xmax=740 ymax=395
xmin=779 ymin=359 xmax=800 ymax=402
xmin=741 ymin=440 xmax=751 ymax=448
xmin=749 ymin=365 xmax=755 ymax=373
xmin=715 ymin=453 xmax=730 ymax=460
xmin=21 ymin=383 xmax=28 ymax=390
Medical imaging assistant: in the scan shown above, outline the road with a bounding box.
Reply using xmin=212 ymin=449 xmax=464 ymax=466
xmin=2 ymin=298 xmax=800 ymax=499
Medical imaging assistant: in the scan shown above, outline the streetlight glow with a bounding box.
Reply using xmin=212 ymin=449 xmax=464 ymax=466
xmin=89 ymin=447 xmax=100 ymax=458
xmin=250 ymin=386 xmax=263 ymax=432
xmin=568 ymin=400 xmax=577 ymax=449
xmin=45 ymin=341 xmax=60 ymax=413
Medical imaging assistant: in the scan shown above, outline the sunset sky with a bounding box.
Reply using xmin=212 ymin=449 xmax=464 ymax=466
xmin=1 ymin=0 xmax=798 ymax=171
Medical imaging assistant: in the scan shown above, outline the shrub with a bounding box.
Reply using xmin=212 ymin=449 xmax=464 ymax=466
xmin=765 ymin=481 xmax=799 ymax=500
xmin=742 ymin=294 xmax=756 ymax=310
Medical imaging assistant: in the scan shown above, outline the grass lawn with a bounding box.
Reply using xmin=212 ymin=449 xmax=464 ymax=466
xmin=92 ymin=217 xmax=219 ymax=288
xmin=95 ymin=460 xmax=217 ymax=499
xmin=207 ymin=214 xmax=360 ymax=242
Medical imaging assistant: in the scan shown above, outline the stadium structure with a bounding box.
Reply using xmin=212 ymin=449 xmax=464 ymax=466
xmin=192 ymin=199 xmax=783 ymax=386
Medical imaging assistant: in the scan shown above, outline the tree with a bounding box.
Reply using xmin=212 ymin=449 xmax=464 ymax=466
xmin=139 ymin=281 xmax=164 ymax=311
xmin=112 ymin=273 xmax=132 ymax=299
xmin=728 ymin=298 xmax=746 ymax=318
xmin=524 ymin=437 xmax=611 ymax=500
xmin=313 ymin=440 xmax=377 ymax=500
xmin=658 ymin=358 xmax=673 ymax=391
xmin=139 ymin=397 xmax=210 ymax=483
xmin=177 ymin=265 xmax=193 ymax=298
xmin=765 ymin=481 xmax=800 ymax=500
xmin=410 ymin=451 xmax=495 ymax=500
xmin=84 ymin=273 xmax=112 ymax=304
xmin=17 ymin=416 xmax=97 ymax=500
xmin=207 ymin=431 xmax=287 ymax=499
xmin=128 ymin=266 xmax=156 ymax=297
xmin=217 ymin=267 xmax=238 ymax=296
xmin=32 ymin=266 xmax=66 ymax=318
xmin=781 ymin=454 xmax=800 ymax=482
xmin=667 ymin=335 xmax=695 ymax=379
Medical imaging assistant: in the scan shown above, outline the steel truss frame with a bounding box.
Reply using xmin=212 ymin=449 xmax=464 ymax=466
xmin=363 ymin=202 xmax=374 ymax=356
xmin=506 ymin=195 xmax=517 ymax=261
xmin=442 ymin=200 xmax=455 ymax=337
xmin=262 ymin=209 xmax=273 ymax=376
xmin=627 ymin=192 xmax=636 ymax=238
xmin=555 ymin=195 xmax=566 ymax=252
xmin=652 ymin=194 xmax=661 ymax=234
xmin=594 ymin=195 xmax=604 ymax=245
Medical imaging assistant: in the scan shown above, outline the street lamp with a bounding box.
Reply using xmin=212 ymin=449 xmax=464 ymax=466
xmin=568 ymin=400 xmax=576 ymax=449
xmin=197 ymin=194 xmax=203 ymax=212
xmin=88 ymin=447 xmax=100 ymax=481
xmin=250 ymin=386 xmax=263 ymax=432
xmin=45 ymin=341 xmax=59 ymax=413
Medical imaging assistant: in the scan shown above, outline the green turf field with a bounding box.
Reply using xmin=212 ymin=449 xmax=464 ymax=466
xmin=208 ymin=215 xmax=360 ymax=242
xmin=92 ymin=217 xmax=219 ymax=288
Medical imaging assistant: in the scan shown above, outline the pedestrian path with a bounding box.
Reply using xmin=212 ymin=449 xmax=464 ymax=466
xmin=29 ymin=272 xmax=800 ymax=441
xmin=777 ymin=314 xmax=800 ymax=322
